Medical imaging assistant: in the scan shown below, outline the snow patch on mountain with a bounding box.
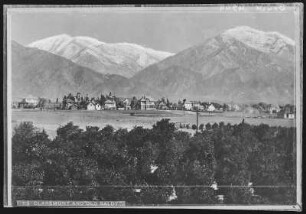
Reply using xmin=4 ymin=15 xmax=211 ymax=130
xmin=27 ymin=34 xmax=174 ymax=77
xmin=28 ymin=34 xmax=72 ymax=53
xmin=73 ymin=36 xmax=105 ymax=47
xmin=222 ymin=26 xmax=295 ymax=54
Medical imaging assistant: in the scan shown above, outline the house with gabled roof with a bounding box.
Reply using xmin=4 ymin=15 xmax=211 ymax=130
xmin=95 ymin=103 xmax=102 ymax=110
xmin=140 ymin=96 xmax=156 ymax=110
xmin=87 ymin=102 xmax=96 ymax=110
xmin=207 ymin=104 xmax=216 ymax=112
xmin=268 ymin=104 xmax=281 ymax=114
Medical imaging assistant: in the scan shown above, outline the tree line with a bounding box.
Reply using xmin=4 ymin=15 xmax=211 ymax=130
xmin=12 ymin=119 xmax=296 ymax=205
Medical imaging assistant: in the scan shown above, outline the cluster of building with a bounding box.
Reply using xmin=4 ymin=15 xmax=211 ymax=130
xmin=12 ymin=95 xmax=61 ymax=110
xmin=12 ymin=93 xmax=296 ymax=119
xmin=183 ymin=101 xmax=218 ymax=112
xmin=67 ymin=95 xmax=168 ymax=111
xmin=13 ymin=95 xmax=40 ymax=108
xmin=63 ymin=92 xmax=119 ymax=110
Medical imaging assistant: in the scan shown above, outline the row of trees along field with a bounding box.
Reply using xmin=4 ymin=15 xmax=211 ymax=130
xmin=12 ymin=119 xmax=296 ymax=205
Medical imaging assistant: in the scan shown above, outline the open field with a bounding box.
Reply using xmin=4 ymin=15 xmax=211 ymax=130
xmin=11 ymin=109 xmax=295 ymax=138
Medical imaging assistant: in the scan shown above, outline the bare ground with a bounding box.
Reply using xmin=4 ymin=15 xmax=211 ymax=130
xmin=11 ymin=109 xmax=295 ymax=139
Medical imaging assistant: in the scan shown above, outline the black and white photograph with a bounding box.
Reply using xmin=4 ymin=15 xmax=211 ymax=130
xmin=3 ymin=4 xmax=303 ymax=209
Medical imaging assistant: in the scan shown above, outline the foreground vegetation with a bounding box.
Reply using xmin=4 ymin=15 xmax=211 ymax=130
xmin=12 ymin=119 xmax=296 ymax=205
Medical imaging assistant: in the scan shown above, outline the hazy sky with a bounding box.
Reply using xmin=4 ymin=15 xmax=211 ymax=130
xmin=9 ymin=6 xmax=297 ymax=53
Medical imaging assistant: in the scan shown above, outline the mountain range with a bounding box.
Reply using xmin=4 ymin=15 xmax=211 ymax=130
xmin=28 ymin=35 xmax=174 ymax=78
xmin=11 ymin=41 xmax=129 ymax=100
xmin=11 ymin=26 xmax=295 ymax=104
xmin=129 ymin=26 xmax=295 ymax=104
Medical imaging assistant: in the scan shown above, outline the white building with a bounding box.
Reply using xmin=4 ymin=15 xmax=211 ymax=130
xmin=184 ymin=102 xmax=193 ymax=110
xmin=24 ymin=95 xmax=39 ymax=106
xmin=104 ymin=100 xmax=116 ymax=110
xmin=140 ymin=96 xmax=156 ymax=110
xmin=95 ymin=103 xmax=102 ymax=110
xmin=87 ymin=102 xmax=96 ymax=110
xmin=284 ymin=113 xmax=295 ymax=119
xmin=269 ymin=105 xmax=281 ymax=114
xmin=207 ymin=104 xmax=216 ymax=112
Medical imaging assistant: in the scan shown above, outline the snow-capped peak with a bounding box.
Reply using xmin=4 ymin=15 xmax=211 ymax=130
xmin=28 ymin=34 xmax=105 ymax=51
xmin=34 ymin=33 xmax=72 ymax=43
xmin=73 ymin=36 xmax=105 ymax=47
xmin=222 ymin=26 xmax=295 ymax=53
xmin=28 ymin=34 xmax=173 ymax=57
xmin=27 ymin=34 xmax=174 ymax=78
xmin=28 ymin=34 xmax=73 ymax=52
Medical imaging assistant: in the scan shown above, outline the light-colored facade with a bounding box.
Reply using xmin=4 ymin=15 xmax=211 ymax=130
xmin=207 ymin=104 xmax=216 ymax=112
xmin=184 ymin=102 xmax=193 ymax=110
xmin=20 ymin=95 xmax=39 ymax=107
xmin=24 ymin=97 xmax=39 ymax=106
xmin=284 ymin=113 xmax=295 ymax=119
xmin=104 ymin=100 xmax=116 ymax=110
xmin=140 ymin=96 xmax=156 ymax=110
xmin=87 ymin=102 xmax=96 ymax=110
xmin=95 ymin=103 xmax=102 ymax=110
xmin=227 ymin=103 xmax=241 ymax=111
xmin=269 ymin=105 xmax=281 ymax=114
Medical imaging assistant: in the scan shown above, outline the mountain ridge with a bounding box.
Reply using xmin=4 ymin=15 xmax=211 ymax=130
xmin=12 ymin=26 xmax=295 ymax=105
xmin=11 ymin=40 xmax=130 ymax=100
xmin=27 ymin=34 xmax=174 ymax=78
xmin=128 ymin=26 xmax=295 ymax=104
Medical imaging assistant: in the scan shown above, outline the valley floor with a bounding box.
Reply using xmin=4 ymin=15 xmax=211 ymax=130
xmin=11 ymin=109 xmax=295 ymax=139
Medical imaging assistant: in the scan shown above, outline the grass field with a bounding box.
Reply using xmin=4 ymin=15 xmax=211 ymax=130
xmin=11 ymin=109 xmax=295 ymax=138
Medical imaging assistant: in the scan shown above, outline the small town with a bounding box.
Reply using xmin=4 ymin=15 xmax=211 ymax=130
xmin=12 ymin=92 xmax=296 ymax=119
